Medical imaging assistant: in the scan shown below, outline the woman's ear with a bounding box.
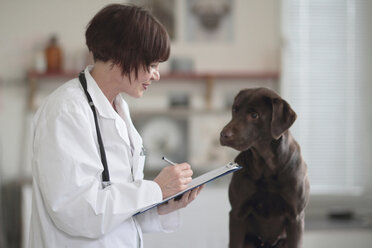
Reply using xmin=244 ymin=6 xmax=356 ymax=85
xmin=271 ymin=98 xmax=297 ymax=139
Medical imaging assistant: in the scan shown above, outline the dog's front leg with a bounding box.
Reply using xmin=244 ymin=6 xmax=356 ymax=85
xmin=285 ymin=212 xmax=305 ymax=248
xmin=229 ymin=211 xmax=247 ymax=248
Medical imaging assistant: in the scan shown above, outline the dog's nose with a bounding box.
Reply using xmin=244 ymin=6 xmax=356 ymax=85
xmin=220 ymin=129 xmax=234 ymax=141
xmin=221 ymin=130 xmax=232 ymax=139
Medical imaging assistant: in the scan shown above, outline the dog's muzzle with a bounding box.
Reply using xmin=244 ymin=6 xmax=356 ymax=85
xmin=220 ymin=128 xmax=234 ymax=146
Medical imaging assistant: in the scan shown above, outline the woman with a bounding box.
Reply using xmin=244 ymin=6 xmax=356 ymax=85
xmin=29 ymin=4 xmax=203 ymax=248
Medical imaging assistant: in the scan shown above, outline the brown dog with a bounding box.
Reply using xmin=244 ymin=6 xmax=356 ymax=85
xmin=220 ymin=87 xmax=310 ymax=248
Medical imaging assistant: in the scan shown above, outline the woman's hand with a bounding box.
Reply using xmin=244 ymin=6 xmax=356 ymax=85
xmin=157 ymin=185 xmax=205 ymax=215
xmin=154 ymin=163 xmax=193 ymax=199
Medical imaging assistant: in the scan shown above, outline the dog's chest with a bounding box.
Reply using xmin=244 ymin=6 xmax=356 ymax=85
xmin=249 ymin=176 xmax=290 ymax=217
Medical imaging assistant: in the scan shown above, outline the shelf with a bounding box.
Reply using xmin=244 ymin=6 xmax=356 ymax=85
xmin=27 ymin=70 xmax=279 ymax=80
xmin=161 ymin=71 xmax=279 ymax=80
xmin=26 ymin=70 xmax=279 ymax=110
xmin=27 ymin=70 xmax=80 ymax=79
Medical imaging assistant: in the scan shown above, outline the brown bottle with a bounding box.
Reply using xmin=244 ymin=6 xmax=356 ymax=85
xmin=45 ymin=35 xmax=62 ymax=72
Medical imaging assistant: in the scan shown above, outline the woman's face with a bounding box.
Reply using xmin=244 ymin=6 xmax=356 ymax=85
xmin=124 ymin=63 xmax=160 ymax=98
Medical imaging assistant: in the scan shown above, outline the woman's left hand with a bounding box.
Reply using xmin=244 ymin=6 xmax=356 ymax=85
xmin=157 ymin=185 xmax=205 ymax=215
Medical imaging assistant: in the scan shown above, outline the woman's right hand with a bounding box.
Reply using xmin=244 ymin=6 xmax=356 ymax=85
xmin=154 ymin=163 xmax=193 ymax=199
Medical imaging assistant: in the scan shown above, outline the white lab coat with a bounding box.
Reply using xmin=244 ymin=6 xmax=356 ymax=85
xmin=29 ymin=66 xmax=180 ymax=248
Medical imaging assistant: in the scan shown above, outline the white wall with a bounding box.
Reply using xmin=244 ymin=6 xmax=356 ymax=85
xmin=0 ymin=0 xmax=280 ymax=81
xmin=0 ymin=0 xmax=121 ymax=80
xmin=171 ymin=0 xmax=280 ymax=73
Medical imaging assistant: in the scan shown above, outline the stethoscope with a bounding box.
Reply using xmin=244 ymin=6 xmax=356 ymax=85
xmin=79 ymin=71 xmax=111 ymax=188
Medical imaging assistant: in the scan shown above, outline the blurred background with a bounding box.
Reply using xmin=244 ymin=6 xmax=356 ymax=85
xmin=0 ymin=0 xmax=371 ymax=247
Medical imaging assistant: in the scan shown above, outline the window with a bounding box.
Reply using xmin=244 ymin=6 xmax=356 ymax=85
xmin=280 ymin=0 xmax=372 ymax=196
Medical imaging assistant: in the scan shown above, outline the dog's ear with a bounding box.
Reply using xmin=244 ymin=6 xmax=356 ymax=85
xmin=271 ymin=98 xmax=297 ymax=139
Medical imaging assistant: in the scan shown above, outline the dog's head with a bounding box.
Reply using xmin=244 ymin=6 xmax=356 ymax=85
xmin=220 ymin=87 xmax=297 ymax=151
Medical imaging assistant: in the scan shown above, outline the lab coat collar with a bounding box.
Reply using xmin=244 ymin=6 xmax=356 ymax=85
xmin=114 ymin=96 xmax=143 ymax=151
xmin=114 ymin=96 xmax=145 ymax=179
xmin=83 ymin=66 xmax=118 ymax=120
xmin=113 ymin=97 xmax=144 ymax=178
xmin=83 ymin=66 xmax=143 ymax=159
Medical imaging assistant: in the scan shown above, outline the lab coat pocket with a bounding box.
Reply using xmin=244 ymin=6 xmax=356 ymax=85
xmin=137 ymin=156 xmax=146 ymax=179
xmin=134 ymin=147 xmax=146 ymax=180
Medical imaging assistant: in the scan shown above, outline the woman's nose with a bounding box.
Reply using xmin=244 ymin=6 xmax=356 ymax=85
xmin=151 ymin=67 xmax=160 ymax=81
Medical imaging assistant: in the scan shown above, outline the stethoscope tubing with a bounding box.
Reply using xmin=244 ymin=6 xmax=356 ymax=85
xmin=79 ymin=72 xmax=111 ymax=187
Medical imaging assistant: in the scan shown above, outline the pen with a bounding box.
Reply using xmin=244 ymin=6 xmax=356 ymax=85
xmin=162 ymin=156 xmax=177 ymax=166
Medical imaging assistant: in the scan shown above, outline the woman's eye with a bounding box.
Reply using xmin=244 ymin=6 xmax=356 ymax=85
xmin=250 ymin=112 xmax=259 ymax=119
xmin=232 ymin=106 xmax=239 ymax=113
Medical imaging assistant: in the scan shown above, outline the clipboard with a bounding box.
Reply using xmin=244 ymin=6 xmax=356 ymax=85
xmin=134 ymin=162 xmax=242 ymax=215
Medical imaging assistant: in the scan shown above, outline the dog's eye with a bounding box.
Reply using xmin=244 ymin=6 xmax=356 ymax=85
xmin=250 ymin=112 xmax=259 ymax=119
xmin=232 ymin=106 xmax=239 ymax=113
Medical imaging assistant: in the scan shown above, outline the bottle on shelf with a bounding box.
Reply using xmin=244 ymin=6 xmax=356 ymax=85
xmin=45 ymin=35 xmax=63 ymax=73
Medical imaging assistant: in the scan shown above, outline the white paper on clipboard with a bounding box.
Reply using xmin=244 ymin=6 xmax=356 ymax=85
xmin=134 ymin=162 xmax=242 ymax=215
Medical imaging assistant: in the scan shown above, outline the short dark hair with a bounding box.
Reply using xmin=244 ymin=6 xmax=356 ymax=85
xmin=85 ymin=4 xmax=170 ymax=78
